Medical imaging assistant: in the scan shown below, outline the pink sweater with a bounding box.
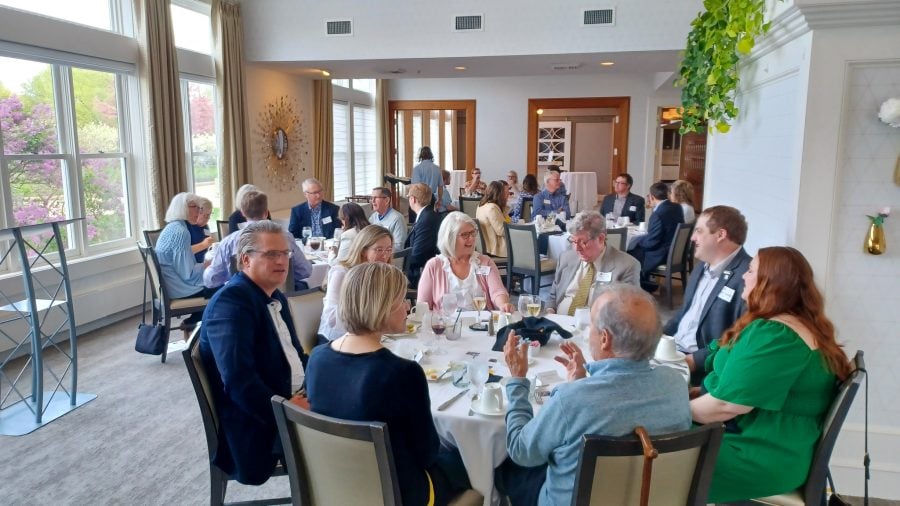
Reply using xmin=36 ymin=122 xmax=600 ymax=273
xmin=417 ymin=254 xmax=508 ymax=311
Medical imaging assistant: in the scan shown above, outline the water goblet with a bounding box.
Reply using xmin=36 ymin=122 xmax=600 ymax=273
xmin=468 ymin=359 xmax=489 ymax=397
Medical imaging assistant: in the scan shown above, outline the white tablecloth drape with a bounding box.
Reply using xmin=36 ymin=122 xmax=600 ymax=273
xmin=449 ymin=170 xmax=467 ymax=203
xmin=560 ymin=172 xmax=598 ymax=214
xmin=546 ymin=227 xmax=648 ymax=262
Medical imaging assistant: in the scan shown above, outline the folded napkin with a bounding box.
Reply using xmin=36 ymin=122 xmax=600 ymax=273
xmin=493 ymin=317 xmax=573 ymax=351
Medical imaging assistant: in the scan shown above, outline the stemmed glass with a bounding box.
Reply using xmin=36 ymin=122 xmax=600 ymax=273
xmin=301 ymin=227 xmax=312 ymax=247
xmin=471 ymin=285 xmax=487 ymax=330
xmin=518 ymin=295 xmax=542 ymax=318
xmin=468 ymin=359 xmax=489 ymax=399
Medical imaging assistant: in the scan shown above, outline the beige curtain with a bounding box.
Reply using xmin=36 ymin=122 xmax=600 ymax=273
xmin=212 ymin=0 xmax=250 ymax=214
xmin=313 ymin=80 xmax=334 ymax=200
xmin=376 ymin=79 xmax=391 ymax=178
xmin=135 ymin=0 xmax=186 ymax=227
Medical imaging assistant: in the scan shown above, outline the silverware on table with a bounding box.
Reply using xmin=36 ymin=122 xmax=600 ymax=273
xmin=437 ymin=388 xmax=469 ymax=411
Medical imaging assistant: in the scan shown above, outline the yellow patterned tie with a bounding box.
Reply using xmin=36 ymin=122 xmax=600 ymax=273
xmin=568 ymin=262 xmax=595 ymax=316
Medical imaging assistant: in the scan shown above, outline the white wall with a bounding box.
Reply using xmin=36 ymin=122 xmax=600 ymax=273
xmin=389 ymin=74 xmax=681 ymax=192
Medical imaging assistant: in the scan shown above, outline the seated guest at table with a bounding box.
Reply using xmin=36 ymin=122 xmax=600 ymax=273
xmin=546 ymin=164 xmax=567 ymax=194
xmin=411 ymin=146 xmax=443 ymax=204
xmin=319 ymin=225 xmax=394 ymax=341
xmin=418 ymin=212 xmax=515 ymax=312
xmin=511 ymin=174 xmax=539 ymax=222
xmin=204 ymin=190 xmax=311 ymax=291
xmin=629 ymin=181 xmax=684 ymax=291
xmin=463 ymin=167 xmax=487 ymax=197
xmin=599 ymin=173 xmax=646 ymax=224
xmin=440 ymin=169 xmax=457 ymax=211
xmin=664 ymin=206 xmax=750 ymax=382
xmin=475 ymin=181 xmax=510 ymax=258
xmin=227 ymin=183 xmax=267 ymax=235
xmin=546 ymin=211 xmax=640 ymax=315
xmin=669 ymin=179 xmax=696 ymax=224
xmin=691 ymin=247 xmax=851 ymax=502
xmin=306 ymin=262 xmax=473 ymax=506
xmin=406 ymin=183 xmax=443 ymax=285
xmin=289 ymin=178 xmax=342 ymax=241
xmin=531 ymin=170 xmax=572 ymax=222
xmin=199 ymin=220 xmax=308 ymax=486
xmin=506 ymin=170 xmax=521 ymax=201
xmin=188 ymin=196 xmax=215 ymax=263
xmin=368 ymin=186 xmax=407 ymax=249
xmin=155 ymin=192 xmax=217 ymax=336
xmin=329 ymin=202 xmax=369 ymax=266
xmin=498 ymin=283 xmax=691 ymax=506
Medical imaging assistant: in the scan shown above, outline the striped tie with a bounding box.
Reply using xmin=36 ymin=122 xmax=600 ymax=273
xmin=568 ymin=262 xmax=595 ymax=316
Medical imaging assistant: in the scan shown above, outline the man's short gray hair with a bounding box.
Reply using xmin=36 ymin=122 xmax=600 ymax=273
xmin=592 ymin=283 xmax=661 ymax=360
xmin=164 ymin=192 xmax=199 ymax=222
xmin=570 ymin=211 xmax=606 ymax=240
xmin=234 ymin=184 xmax=260 ymax=211
xmin=542 ymin=171 xmax=557 ymax=185
xmin=436 ymin=211 xmax=476 ymax=259
xmin=302 ymin=178 xmax=322 ymax=191
xmin=236 ymin=220 xmax=285 ymax=271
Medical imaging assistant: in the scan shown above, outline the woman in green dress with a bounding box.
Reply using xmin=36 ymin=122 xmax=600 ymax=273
xmin=690 ymin=246 xmax=852 ymax=502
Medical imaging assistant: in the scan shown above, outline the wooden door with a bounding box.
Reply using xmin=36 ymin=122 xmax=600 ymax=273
xmin=679 ymin=132 xmax=707 ymax=211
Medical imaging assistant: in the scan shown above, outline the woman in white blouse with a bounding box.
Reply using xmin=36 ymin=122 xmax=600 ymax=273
xmin=328 ymin=202 xmax=369 ymax=265
xmin=670 ymin=179 xmax=696 ymax=224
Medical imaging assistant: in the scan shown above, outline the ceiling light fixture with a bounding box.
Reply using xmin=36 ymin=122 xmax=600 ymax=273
xmin=454 ymin=66 xmax=467 ymax=71
xmin=600 ymin=61 xmax=615 ymax=67
xmin=321 ymin=70 xmax=331 ymax=77
xmin=536 ymin=108 xmax=544 ymax=115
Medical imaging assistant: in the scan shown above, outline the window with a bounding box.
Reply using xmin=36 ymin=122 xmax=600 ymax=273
xmin=171 ymin=2 xmax=212 ymax=54
xmin=0 ymin=0 xmax=116 ymax=32
xmin=180 ymin=79 xmax=220 ymax=218
xmin=0 ymin=54 xmax=133 ymax=259
xmin=332 ymin=81 xmax=377 ymax=200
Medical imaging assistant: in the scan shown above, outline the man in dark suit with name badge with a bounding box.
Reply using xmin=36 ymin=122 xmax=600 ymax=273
xmin=405 ymin=183 xmax=443 ymax=285
xmin=599 ymin=173 xmax=646 ymax=224
xmin=288 ymin=178 xmax=341 ymax=240
xmin=630 ymin=182 xmax=683 ymax=291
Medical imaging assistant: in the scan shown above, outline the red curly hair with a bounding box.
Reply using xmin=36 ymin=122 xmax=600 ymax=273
xmin=721 ymin=246 xmax=851 ymax=380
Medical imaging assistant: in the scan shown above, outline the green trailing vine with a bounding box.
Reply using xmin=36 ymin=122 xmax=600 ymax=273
xmin=676 ymin=0 xmax=772 ymax=134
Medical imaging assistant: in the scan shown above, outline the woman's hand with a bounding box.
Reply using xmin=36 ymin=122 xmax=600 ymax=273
xmin=503 ymin=330 xmax=529 ymax=378
xmin=500 ymin=302 xmax=515 ymax=313
xmin=555 ymin=341 xmax=587 ymax=381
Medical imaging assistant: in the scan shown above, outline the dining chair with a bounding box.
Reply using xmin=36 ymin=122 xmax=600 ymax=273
xmin=286 ymin=287 xmax=326 ymax=354
xmin=474 ymin=218 xmax=508 ymax=275
xmin=458 ymin=196 xmax=481 ymax=220
xmin=521 ymin=198 xmax=533 ymax=222
xmin=571 ymin=422 xmax=725 ymax=506
xmin=216 ymin=220 xmax=230 ymax=240
xmin=648 ymin=222 xmax=693 ymax=309
xmin=605 ymin=227 xmax=627 ymax=251
xmin=270 ymin=396 xmax=483 ymax=506
xmin=143 ymin=228 xmax=163 ymax=248
xmin=750 ymin=351 xmax=866 ymax=506
xmin=391 ymin=247 xmax=418 ymax=300
xmin=504 ymin=223 xmax=556 ymax=295
xmin=182 ymin=328 xmax=290 ymax=506
xmin=137 ymin=243 xmax=208 ymax=363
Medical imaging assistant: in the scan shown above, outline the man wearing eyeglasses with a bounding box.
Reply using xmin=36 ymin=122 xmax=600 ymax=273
xmin=288 ymin=178 xmax=342 ymax=241
xmin=200 ymin=220 xmax=309 ymax=486
xmin=545 ymin=211 xmax=640 ymax=315
xmin=599 ymin=173 xmax=646 ymax=224
xmin=531 ymin=170 xmax=572 ymax=222
xmin=205 ymin=190 xmax=311 ymax=291
xmin=368 ymin=186 xmax=407 ymax=250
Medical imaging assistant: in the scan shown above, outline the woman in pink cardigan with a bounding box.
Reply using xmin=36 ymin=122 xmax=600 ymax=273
xmin=417 ymin=211 xmax=516 ymax=312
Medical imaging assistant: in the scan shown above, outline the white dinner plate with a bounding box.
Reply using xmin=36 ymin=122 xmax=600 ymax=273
xmin=469 ymin=398 xmax=505 ymax=417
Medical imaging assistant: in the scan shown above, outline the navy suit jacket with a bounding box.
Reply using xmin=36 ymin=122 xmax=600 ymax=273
xmin=288 ymin=201 xmax=342 ymax=239
xmin=663 ymin=247 xmax=751 ymax=377
xmin=405 ymin=206 xmax=443 ymax=285
xmin=599 ymin=192 xmax=646 ymax=223
xmin=199 ymin=272 xmax=307 ymax=485
xmin=635 ymin=200 xmax=684 ymax=272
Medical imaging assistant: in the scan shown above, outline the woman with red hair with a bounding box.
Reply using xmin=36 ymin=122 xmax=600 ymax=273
xmin=691 ymin=246 xmax=852 ymax=502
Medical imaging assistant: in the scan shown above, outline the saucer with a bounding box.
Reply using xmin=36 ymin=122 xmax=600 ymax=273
xmin=654 ymin=350 xmax=686 ymax=363
xmin=424 ymin=366 xmax=451 ymax=382
xmin=469 ymin=397 xmax=504 ymax=416
xmin=385 ymin=323 xmax=421 ymax=338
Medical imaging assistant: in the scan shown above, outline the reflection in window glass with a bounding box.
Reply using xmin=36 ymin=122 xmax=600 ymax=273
xmin=171 ymin=4 xmax=212 ymax=54
xmin=0 ymin=0 xmax=112 ymax=31
xmin=411 ymin=111 xmax=422 ymax=171
xmin=82 ymin=158 xmax=129 ymax=245
xmin=0 ymin=57 xmax=60 ymax=155
xmin=186 ymin=81 xmax=219 ymax=217
xmin=73 ymin=68 xmax=120 ymax=154
xmin=353 ymin=106 xmax=376 ymax=196
xmin=10 ymin=158 xmax=70 ymax=226
xmin=429 ymin=110 xmax=441 ymax=166
xmin=352 ymin=79 xmax=375 ymax=95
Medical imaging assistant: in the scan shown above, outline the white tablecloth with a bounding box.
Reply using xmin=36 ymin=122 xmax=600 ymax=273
xmin=546 ymin=227 xmax=648 ymax=262
xmin=449 ymin=170 xmax=467 ymax=202
xmin=296 ymin=241 xmax=331 ymax=288
xmin=560 ymin=172 xmax=598 ymax=214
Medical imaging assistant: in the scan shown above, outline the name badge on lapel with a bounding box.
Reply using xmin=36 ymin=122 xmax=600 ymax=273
xmin=322 ymin=216 xmax=333 ymax=225
xmin=476 ymin=266 xmax=491 ymax=276
xmin=596 ymin=271 xmax=613 ymax=283
xmin=718 ymin=286 xmax=736 ymax=303
xmin=629 ymin=206 xmax=637 ymax=212
xmin=543 ymin=199 xmax=552 ymax=205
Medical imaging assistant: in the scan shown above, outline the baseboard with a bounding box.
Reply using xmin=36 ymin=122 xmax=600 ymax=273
xmin=830 ymin=423 xmax=900 ymax=500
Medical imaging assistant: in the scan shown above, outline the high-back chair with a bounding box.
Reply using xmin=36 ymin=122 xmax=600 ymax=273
xmin=504 ymin=223 xmax=556 ymax=295
xmin=572 ymin=422 xmax=725 ymax=506
xmin=216 ymin=220 xmax=230 ymax=240
xmin=182 ymin=329 xmax=289 ymax=506
xmin=458 ymin=196 xmax=481 ymax=220
xmin=751 ymin=351 xmax=866 ymax=506
xmin=143 ymin=228 xmax=163 ymax=248
xmin=286 ymin=287 xmax=326 ymax=354
xmin=137 ymin=243 xmax=208 ymax=363
xmin=474 ymin=218 xmax=508 ymax=274
xmin=605 ymin=228 xmax=627 ymax=251
xmin=648 ymin=222 xmax=693 ymax=309
xmin=521 ymin=198 xmax=533 ymax=222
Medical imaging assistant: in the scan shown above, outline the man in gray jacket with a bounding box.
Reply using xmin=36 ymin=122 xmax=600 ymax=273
xmin=546 ymin=210 xmax=640 ymax=316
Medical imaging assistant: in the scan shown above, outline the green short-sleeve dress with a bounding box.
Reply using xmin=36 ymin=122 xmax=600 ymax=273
xmin=703 ymin=319 xmax=837 ymax=502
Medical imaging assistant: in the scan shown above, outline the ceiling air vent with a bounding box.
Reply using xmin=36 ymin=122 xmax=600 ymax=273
xmin=325 ymin=19 xmax=353 ymax=36
xmin=454 ymin=14 xmax=484 ymax=32
xmin=582 ymin=8 xmax=615 ymax=26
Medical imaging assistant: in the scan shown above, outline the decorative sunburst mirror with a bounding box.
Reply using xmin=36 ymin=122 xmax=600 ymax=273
xmin=256 ymin=96 xmax=308 ymax=190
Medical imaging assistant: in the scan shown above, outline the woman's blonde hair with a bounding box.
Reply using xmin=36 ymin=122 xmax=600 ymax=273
xmin=339 ymin=224 xmax=393 ymax=269
xmin=339 ymin=263 xmax=407 ymax=335
xmin=669 ymin=180 xmax=694 ymax=205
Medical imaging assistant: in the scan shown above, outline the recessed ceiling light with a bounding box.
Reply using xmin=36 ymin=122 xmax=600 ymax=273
xmin=600 ymin=61 xmax=615 ymax=67
xmin=536 ymin=108 xmax=544 ymax=115
xmin=321 ymin=70 xmax=331 ymax=76
xmin=454 ymin=66 xmax=467 ymax=71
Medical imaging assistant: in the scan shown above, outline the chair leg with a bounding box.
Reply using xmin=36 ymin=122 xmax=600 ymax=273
xmin=665 ymin=271 xmax=673 ymax=309
xmin=210 ymin=465 xmax=228 ymax=506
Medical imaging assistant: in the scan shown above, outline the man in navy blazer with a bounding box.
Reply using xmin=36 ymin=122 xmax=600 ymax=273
xmin=288 ymin=178 xmax=342 ymax=240
xmin=599 ymin=173 xmax=646 ymax=224
xmin=629 ymin=182 xmax=684 ymax=290
xmin=663 ymin=206 xmax=751 ymax=383
xmin=405 ymin=183 xmax=443 ymax=285
xmin=199 ymin=221 xmax=308 ymax=485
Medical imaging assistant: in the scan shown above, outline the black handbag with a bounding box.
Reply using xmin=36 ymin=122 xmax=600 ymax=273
xmin=135 ymin=256 xmax=166 ymax=355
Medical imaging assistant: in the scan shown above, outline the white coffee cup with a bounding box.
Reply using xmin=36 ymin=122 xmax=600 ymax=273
xmin=638 ymin=221 xmax=648 ymax=232
xmin=655 ymin=335 xmax=680 ymax=361
xmin=479 ymin=383 xmax=504 ymax=413
xmin=620 ymin=216 xmax=631 ymax=226
xmin=408 ymin=302 xmax=429 ymax=323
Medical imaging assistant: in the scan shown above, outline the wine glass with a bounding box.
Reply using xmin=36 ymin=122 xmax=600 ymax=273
xmin=468 ymin=359 xmax=489 ymax=397
xmin=431 ymin=314 xmax=447 ymax=336
xmin=526 ymin=298 xmax=542 ymax=318
xmin=471 ymin=286 xmax=487 ymax=330
xmin=518 ymin=295 xmax=534 ymax=318
xmin=301 ymin=226 xmax=312 ymax=245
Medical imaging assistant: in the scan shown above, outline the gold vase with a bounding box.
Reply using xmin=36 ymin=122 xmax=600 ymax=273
xmin=864 ymin=223 xmax=886 ymax=255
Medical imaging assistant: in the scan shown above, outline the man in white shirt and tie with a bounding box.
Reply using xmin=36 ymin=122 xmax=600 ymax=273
xmin=368 ymin=186 xmax=407 ymax=250
xmin=546 ymin=211 xmax=640 ymax=315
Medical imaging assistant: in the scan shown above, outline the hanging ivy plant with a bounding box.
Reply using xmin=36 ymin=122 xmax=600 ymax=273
xmin=676 ymin=0 xmax=772 ymax=134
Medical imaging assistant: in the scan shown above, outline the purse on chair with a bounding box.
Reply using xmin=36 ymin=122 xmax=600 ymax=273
xmin=135 ymin=257 xmax=166 ymax=355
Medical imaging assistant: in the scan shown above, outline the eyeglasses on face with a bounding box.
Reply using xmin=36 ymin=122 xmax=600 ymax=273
xmin=250 ymin=249 xmax=293 ymax=260
xmin=458 ymin=231 xmax=477 ymax=240
xmin=567 ymin=237 xmax=595 ymax=248
xmin=615 ymin=180 xmax=629 ymax=186
xmin=304 ymin=190 xmax=322 ymax=195
xmin=367 ymin=247 xmax=393 ymax=255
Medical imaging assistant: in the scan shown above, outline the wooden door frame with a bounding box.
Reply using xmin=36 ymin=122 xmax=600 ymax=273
xmin=387 ymin=100 xmax=476 ymax=174
xmin=527 ymin=97 xmax=630 ymax=191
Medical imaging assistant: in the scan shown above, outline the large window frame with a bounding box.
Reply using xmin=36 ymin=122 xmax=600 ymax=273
xmin=332 ymin=81 xmax=376 ymax=201
xmin=179 ymin=76 xmax=220 ymax=219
